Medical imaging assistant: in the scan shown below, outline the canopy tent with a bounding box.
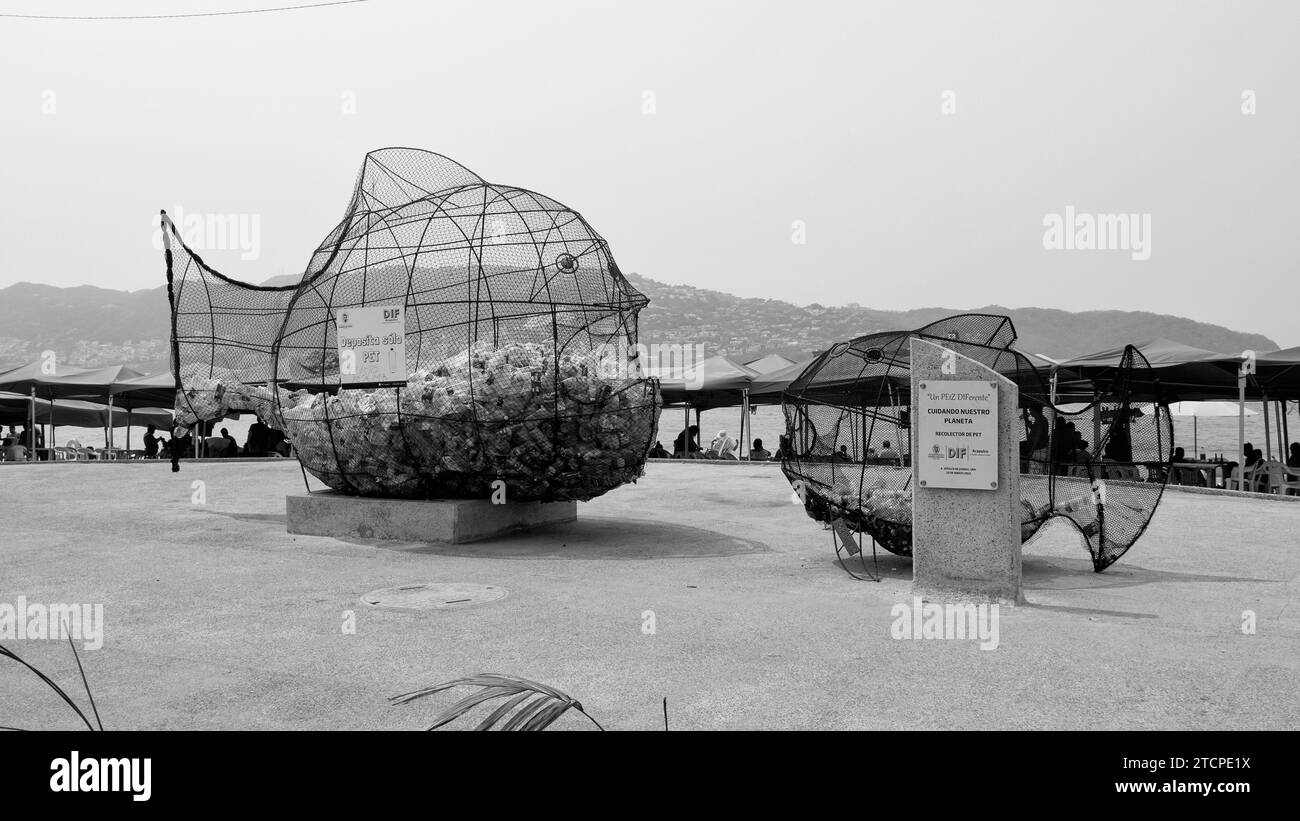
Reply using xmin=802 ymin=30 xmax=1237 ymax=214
xmin=109 ymin=370 xmax=178 ymax=408
xmin=742 ymin=353 xmax=799 ymax=375
xmin=748 ymin=357 xmax=818 ymax=401
xmin=0 ymin=361 xmax=150 ymax=454
xmin=1254 ymin=346 xmax=1300 ymax=399
xmin=1057 ymin=338 xmax=1300 ymax=470
xmin=0 ymin=391 xmax=172 ymax=430
xmin=655 ymin=355 xmax=759 ymax=408
xmin=1054 ymin=338 xmax=1239 ymax=402
xmin=653 ymin=355 xmax=759 ymax=459
xmin=0 ymin=362 xmax=146 ymax=399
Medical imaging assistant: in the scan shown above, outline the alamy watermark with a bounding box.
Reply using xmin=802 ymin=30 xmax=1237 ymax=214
xmin=890 ymin=596 xmax=999 ymax=650
xmin=1042 ymin=206 xmax=1151 ymax=261
xmin=0 ymin=597 xmax=103 ymax=650
xmin=152 ymin=206 xmax=261 ymax=261
xmin=593 ymin=341 xmax=707 ymax=389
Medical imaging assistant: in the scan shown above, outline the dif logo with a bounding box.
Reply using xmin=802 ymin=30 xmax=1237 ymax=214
xmin=383 ymin=308 xmax=402 ymax=323
xmin=947 ymin=446 xmax=968 ymax=460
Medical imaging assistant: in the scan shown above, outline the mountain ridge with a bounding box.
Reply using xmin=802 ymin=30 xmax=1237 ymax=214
xmin=0 ymin=276 xmax=1278 ymax=372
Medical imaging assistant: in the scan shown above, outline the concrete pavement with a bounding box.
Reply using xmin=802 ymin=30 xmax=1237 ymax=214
xmin=1 ymin=460 xmax=1296 ymax=730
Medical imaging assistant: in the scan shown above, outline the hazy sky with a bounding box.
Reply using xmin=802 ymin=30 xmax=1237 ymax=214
xmin=2 ymin=0 xmax=1297 ymax=345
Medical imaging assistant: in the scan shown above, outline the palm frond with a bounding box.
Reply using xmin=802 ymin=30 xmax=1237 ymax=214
xmin=62 ymin=620 xmax=103 ymax=731
xmin=0 ymin=642 xmax=97 ymax=731
xmin=391 ymin=673 xmax=604 ymax=731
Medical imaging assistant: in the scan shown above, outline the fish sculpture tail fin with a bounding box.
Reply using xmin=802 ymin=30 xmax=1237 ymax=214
xmin=161 ymin=211 xmax=296 ymax=454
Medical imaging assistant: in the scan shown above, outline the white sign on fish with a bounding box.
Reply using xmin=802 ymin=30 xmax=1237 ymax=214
xmin=916 ymin=380 xmax=999 ymax=490
xmin=336 ymin=305 xmax=408 ymax=387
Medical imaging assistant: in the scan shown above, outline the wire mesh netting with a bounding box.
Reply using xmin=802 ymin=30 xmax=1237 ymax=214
xmin=163 ymin=147 xmax=660 ymax=501
xmin=780 ymin=314 xmax=1173 ymax=571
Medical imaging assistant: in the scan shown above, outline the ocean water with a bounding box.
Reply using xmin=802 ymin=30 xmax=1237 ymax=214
xmin=663 ymin=402 xmax=1298 ymax=463
xmin=23 ymin=401 xmax=1294 ymax=463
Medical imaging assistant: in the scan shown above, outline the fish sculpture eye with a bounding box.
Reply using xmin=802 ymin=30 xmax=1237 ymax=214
xmin=555 ymin=253 xmax=579 ymax=274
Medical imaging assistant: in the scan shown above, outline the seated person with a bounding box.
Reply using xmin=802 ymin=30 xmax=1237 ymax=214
xmin=266 ymin=427 xmax=289 ymax=456
xmin=143 ymin=424 xmax=161 ymax=459
xmin=748 ymin=439 xmax=771 ymax=461
xmin=1 ymin=437 xmax=27 ymax=462
xmin=772 ymin=434 xmax=791 ymax=461
xmin=1244 ymin=444 xmax=1263 ymax=469
xmin=1246 ymin=445 xmax=1268 ymax=491
xmin=1226 ymin=444 xmax=1262 ymax=490
xmin=244 ymin=421 xmax=269 ymax=457
xmin=203 ymin=435 xmax=232 ymax=457
xmin=833 ymin=444 xmax=852 ymax=462
xmin=220 ymin=427 xmax=239 ymax=457
xmin=877 ymin=441 xmax=901 ymax=463
xmin=647 ymin=441 xmax=670 ymax=459
xmin=171 ymin=432 xmax=194 ymax=459
xmin=708 ymin=430 xmax=739 ymax=460
xmin=1287 ymin=443 xmax=1300 ymax=495
xmin=1170 ymin=447 xmax=1206 ymax=486
xmin=673 ymin=425 xmax=701 ymax=458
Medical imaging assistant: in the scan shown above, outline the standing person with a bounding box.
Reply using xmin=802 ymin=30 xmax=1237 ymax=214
xmin=1103 ymin=409 xmax=1134 ymax=463
xmin=143 ymin=424 xmax=161 ymax=459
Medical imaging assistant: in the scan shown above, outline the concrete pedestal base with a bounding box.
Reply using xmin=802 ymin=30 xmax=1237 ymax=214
xmin=910 ymin=339 xmax=1024 ymax=604
xmin=285 ymin=492 xmax=577 ymax=544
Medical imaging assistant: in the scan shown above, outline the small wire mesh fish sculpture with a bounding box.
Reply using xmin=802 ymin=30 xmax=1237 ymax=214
xmin=781 ymin=313 xmax=1174 ymax=571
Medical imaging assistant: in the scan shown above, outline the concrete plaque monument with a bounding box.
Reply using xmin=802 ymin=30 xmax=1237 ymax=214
xmin=910 ymin=338 xmax=1023 ymax=603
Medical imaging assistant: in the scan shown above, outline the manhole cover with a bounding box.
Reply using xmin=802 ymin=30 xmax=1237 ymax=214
xmin=361 ymin=582 xmax=507 ymax=610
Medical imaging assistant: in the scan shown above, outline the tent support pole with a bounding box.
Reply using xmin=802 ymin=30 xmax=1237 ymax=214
xmin=683 ymin=401 xmax=689 ymax=456
xmin=1275 ymin=398 xmax=1285 ymax=458
xmin=1284 ymin=400 xmax=1291 ymax=456
xmin=1093 ymin=390 xmax=1102 ymax=458
xmin=740 ymin=389 xmax=749 ymax=459
xmin=28 ymin=386 xmax=36 ymax=461
xmin=1238 ymin=373 xmax=1247 ymax=488
xmin=1263 ymin=393 xmax=1272 ymax=462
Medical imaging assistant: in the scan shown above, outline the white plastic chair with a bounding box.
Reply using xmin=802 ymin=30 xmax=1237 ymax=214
xmin=1226 ymin=465 xmax=1258 ymax=492
xmin=1259 ymin=460 xmax=1300 ymax=495
xmin=1105 ymin=465 xmax=1141 ymax=482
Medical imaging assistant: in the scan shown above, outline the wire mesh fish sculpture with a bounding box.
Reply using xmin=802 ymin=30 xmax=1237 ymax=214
xmin=780 ymin=314 xmax=1173 ymax=571
xmin=161 ymin=148 xmax=659 ymax=501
